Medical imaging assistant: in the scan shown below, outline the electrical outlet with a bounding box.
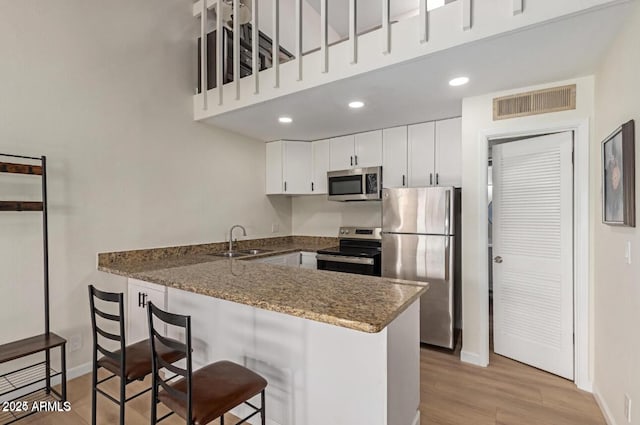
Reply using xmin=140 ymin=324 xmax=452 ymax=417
xmin=624 ymin=394 xmax=632 ymax=423
xmin=272 ymin=223 xmax=280 ymax=233
xmin=69 ymin=334 xmax=82 ymax=353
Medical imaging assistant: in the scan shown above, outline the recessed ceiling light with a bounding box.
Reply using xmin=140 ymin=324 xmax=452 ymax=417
xmin=449 ymin=77 xmax=469 ymax=87
xmin=348 ymin=101 xmax=365 ymax=109
xmin=278 ymin=116 xmax=293 ymax=124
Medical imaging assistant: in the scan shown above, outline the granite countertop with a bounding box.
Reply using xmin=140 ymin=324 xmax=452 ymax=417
xmin=98 ymin=236 xmax=427 ymax=333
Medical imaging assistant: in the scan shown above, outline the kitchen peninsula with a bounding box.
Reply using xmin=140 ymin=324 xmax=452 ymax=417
xmin=98 ymin=236 xmax=426 ymax=425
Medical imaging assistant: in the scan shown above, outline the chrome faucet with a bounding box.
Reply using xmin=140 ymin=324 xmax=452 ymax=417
xmin=228 ymin=225 xmax=247 ymax=252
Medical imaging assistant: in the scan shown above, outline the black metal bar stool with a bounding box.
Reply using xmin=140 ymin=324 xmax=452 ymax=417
xmin=88 ymin=285 xmax=185 ymax=425
xmin=147 ymin=301 xmax=267 ymax=425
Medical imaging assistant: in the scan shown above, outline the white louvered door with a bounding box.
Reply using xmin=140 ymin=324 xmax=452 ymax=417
xmin=492 ymin=132 xmax=574 ymax=380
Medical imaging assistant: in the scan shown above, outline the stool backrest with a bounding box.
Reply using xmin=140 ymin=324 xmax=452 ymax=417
xmin=88 ymin=285 xmax=126 ymax=373
xmin=147 ymin=302 xmax=193 ymax=424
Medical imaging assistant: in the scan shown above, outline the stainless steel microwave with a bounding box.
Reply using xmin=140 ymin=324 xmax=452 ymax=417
xmin=327 ymin=167 xmax=382 ymax=201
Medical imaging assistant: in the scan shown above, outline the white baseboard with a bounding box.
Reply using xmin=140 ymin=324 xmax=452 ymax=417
xmin=593 ymin=386 xmax=617 ymax=425
xmin=460 ymin=350 xmax=488 ymax=367
xmin=411 ymin=409 xmax=420 ymax=425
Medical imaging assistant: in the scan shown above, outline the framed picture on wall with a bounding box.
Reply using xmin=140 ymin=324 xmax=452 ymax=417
xmin=602 ymin=119 xmax=635 ymax=226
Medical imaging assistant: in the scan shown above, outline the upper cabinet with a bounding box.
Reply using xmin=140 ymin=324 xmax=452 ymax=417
xmin=312 ymin=139 xmax=331 ymax=194
xmin=330 ymin=131 xmax=382 ymax=171
xmin=266 ymin=140 xmax=313 ymax=195
xmin=434 ymin=118 xmax=462 ymax=187
xmin=266 ymin=118 xmax=461 ymax=196
xmin=382 ymin=126 xmax=408 ymax=188
xmin=408 ymin=117 xmax=461 ymax=187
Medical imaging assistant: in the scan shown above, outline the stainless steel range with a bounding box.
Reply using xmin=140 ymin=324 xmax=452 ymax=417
xmin=316 ymin=227 xmax=382 ymax=276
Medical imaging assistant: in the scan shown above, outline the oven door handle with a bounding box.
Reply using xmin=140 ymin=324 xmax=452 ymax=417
xmin=316 ymin=254 xmax=375 ymax=265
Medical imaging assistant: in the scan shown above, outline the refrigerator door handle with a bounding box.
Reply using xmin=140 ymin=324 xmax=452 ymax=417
xmin=444 ymin=189 xmax=451 ymax=235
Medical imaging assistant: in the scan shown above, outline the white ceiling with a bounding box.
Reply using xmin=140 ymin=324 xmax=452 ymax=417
xmin=205 ymin=3 xmax=629 ymax=142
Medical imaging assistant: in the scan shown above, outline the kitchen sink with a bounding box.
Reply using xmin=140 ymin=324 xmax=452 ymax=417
xmin=237 ymin=249 xmax=272 ymax=255
xmin=210 ymin=251 xmax=250 ymax=258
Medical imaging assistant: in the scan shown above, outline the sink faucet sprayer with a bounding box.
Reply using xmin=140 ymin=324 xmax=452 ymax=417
xmin=229 ymin=225 xmax=247 ymax=252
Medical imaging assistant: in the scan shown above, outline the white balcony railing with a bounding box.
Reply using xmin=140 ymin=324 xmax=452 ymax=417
xmin=192 ymin=0 xmax=619 ymax=120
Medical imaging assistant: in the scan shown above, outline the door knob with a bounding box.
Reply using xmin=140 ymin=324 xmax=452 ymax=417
xmin=494 ymin=256 xmax=503 ymax=264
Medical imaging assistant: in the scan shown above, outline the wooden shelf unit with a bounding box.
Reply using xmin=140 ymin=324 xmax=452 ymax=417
xmin=0 ymin=153 xmax=67 ymax=424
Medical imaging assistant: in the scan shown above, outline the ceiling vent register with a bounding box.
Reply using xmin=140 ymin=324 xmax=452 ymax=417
xmin=493 ymin=84 xmax=577 ymax=120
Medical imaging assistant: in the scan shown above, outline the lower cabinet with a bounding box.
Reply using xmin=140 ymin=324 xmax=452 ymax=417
xmin=300 ymin=252 xmax=318 ymax=269
xmin=127 ymin=278 xmax=167 ymax=344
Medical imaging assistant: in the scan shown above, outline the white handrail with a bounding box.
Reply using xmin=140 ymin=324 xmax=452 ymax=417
xmin=349 ymin=0 xmax=357 ymax=64
xmin=200 ymin=0 xmax=208 ymax=110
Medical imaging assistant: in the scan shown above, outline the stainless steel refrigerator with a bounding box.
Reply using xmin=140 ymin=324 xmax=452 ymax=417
xmin=382 ymin=187 xmax=461 ymax=348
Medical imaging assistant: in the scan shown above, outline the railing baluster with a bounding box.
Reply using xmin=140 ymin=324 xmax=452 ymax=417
xmin=273 ymin=0 xmax=280 ymax=87
xmin=419 ymin=0 xmax=428 ymax=43
xmin=513 ymin=0 xmax=523 ymax=15
xmin=296 ymin=0 xmax=302 ymax=80
xmin=320 ymin=0 xmax=328 ymax=73
xmin=349 ymin=0 xmax=357 ymax=64
xmin=233 ymin=0 xmax=240 ymax=100
xmin=463 ymin=0 xmax=472 ymax=30
xmin=201 ymin=0 xmax=208 ymax=110
xmin=382 ymin=0 xmax=390 ymax=54
xmin=217 ymin=0 xmax=223 ymax=105
xmin=252 ymin=0 xmax=259 ymax=94
xmin=234 ymin=0 xmax=240 ymax=99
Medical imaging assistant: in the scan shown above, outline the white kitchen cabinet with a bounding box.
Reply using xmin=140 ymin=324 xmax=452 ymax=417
xmin=435 ymin=117 xmax=462 ymax=187
xmin=300 ymin=252 xmax=318 ymax=269
xmin=382 ymin=126 xmax=408 ymax=188
xmin=407 ymin=118 xmax=461 ymax=187
xmin=128 ymin=278 xmax=167 ymax=344
xmin=329 ymin=135 xmax=355 ymax=171
xmin=330 ymin=131 xmax=382 ymax=171
xmin=354 ymin=130 xmax=383 ymax=168
xmin=408 ymin=121 xmax=436 ymax=187
xmin=266 ymin=140 xmax=313 ymax=195
xmin=312 ymin=139 xmax=331 ymax=194
xmin=252 ymin=252 xmax=301 ymax=267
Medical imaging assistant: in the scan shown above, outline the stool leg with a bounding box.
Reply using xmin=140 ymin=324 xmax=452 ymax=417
xmin=61 ymin=344 xmax=67 ymax=402
xmin=220 ymin=415 xmax=224 ymax=425
xmin=261 ymin=390 xmax=266 ymax=425
xmin=119 ymin=376 xmax=125 ymax=425
xmin=91 ymin=364 xmax=97 ymax=425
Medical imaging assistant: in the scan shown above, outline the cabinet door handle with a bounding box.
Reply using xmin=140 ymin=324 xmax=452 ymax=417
xmin=284 ymin=181 xmax=287 ymax=192
xmin=436 ymin=173 xmax=439 ymax=185
xmin=350 ymin=156 xmax=353 ymax=166
xmin=138 ymin=292 xmax=148 ymax=308
xmin=311 ymin=182 xmax=314 ymax=191
xmin=402 ymin=175 xmax=406 ymax=186
xmin=429 ymin=173 xmax=433 ymax=185
xmin=355 ymin=155 xmax=358 ymax=166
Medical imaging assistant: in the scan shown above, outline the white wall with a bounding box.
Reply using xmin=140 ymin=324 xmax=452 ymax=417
xmin=0 ymin=0 xmax=291 ymax=372
xmin=292 ymin=197 xmax=381 ymax=236
xmin=460 ymin=77 xmax=595 ymax=370
xmin=593 ymin=2 xmax=640 ymax=423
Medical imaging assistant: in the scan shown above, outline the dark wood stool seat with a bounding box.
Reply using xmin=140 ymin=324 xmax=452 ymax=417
xmin=158 ymin=360 xmax=267 ymax=425
xmin=148 ymin=302 xmax=267 ymax=425
xmin=98 ymin=339 xmax=184 ymax=381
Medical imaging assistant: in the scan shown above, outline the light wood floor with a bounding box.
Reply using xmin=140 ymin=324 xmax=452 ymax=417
xmin=22 ymin=348 xmax=605 ymax=425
